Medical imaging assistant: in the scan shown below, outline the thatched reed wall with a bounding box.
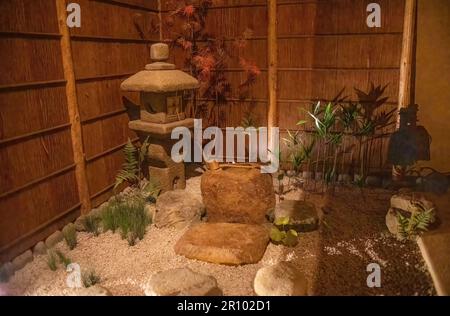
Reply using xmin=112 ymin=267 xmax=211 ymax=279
xmin=0 ymin=0 xmax=159 ymax=263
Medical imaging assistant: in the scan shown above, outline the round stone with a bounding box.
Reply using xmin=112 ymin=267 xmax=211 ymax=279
xmin=254 ymin=262 xmax=308 ymax=296
xmin=145 ymin=268 xmax=221 ymax=296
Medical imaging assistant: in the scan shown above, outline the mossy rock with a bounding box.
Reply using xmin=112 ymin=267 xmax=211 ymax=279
xmin=274 ymin=200 xmax=319 ymax=232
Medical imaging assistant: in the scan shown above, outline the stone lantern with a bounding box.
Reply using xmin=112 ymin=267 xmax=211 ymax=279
xmin=120 ymin=43 xmax=199 ymax=193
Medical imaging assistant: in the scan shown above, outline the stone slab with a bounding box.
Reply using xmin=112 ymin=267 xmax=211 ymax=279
xmin=418 ymin=232 xmax=450 ymax=296
xmin=129 ymin=118 xmax=195 ymax=136
xmin=175 ymin=223 xmax=269 ymax=265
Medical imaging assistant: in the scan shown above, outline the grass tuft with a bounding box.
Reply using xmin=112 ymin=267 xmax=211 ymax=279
xmin=63 ymin=224 xmax=77 ymax=250
xmin=82 ymin=215 xmax=101 ymax=236
xmin=46 ymin=250 xmax=58 ymax=271
xmin=55 ymin=250 xmax=71 ymax=268
xmin=82 ymin=269 xmax=101 ymax=288
xmin=102 ymin=196 xmax=150 ymax=246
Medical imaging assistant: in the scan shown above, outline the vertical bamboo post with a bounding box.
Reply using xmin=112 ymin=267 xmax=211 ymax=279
xmin=267 ymin=0 xmax=278 ymax=149
xmin=56 ymin=0 xmax=91 ymax=214
xmin=397 ymin=0 xmax=417 ymax=125
xmin=158 ymin=0 xmax=163 ymax=41
xmin=393 ymin=0 xmax=417 ymax=180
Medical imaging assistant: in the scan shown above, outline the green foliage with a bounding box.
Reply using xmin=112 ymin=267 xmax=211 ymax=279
xmin=241 ymin=112 xmax=258 ymax=129
xmin=55 ymin=250 xmax=71 ymax=268
xmin=101 ymin=196 xmax=150 ymax=246
xmin=114 ymin=139 xmax=140 ymax=190
xmin=114 ymin=137 xmax=150 ymax=191
xmin=354 ymin=174 xmax=365 ymax=188
xmin=299 ymin=102 xmax=339 ymax=140
xmin=63 ymin=225 xmax=77 ymax=250
xmin=340 ymin=102 xmax=360 ymax=131
xmin=397 ymin=203 xmax=435 ymax=240
xmin=82 ymin=269 xmax=101 ymax=288
xmin=138 ymin=179 xmax=161 ymax=202
xmin=46 ymin=250 xmax=58 ymax=271
xmin=83 ymin=215 xmax=101 ymax=236
xmin=283 ymin=130 xmax=316 ymax=173
xmin=269 ymin=216 xmax=299 ymax=247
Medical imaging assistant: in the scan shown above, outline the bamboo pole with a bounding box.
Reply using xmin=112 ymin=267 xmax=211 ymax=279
xmin=267 ymin=0 xmax=278 ymax=131
xmin=397 ymin=0 xmax=417 ymax=125
xmin=158 ymin=0 xmax=163 ymax=41
xmin=393 ymin=0 xmax=417 ymax=180
xmin=267 ymin=0 xmax=278 ymax=162
xmin=56 ymin=0 xmax=92 ymax=214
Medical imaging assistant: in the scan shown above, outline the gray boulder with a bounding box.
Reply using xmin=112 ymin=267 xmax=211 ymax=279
xmin=254 ymin=262 xmax=308 ymax=296
xmin=145 ymin=268 xmax=222 ymax=296
xmin=12 ymin=250 xmax=33 ymax=271
xmin=154 ymin=190 xmax=205 ymax=229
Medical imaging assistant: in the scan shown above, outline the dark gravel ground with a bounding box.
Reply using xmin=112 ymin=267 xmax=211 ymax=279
xmin=283 ymin=185 xmax=435 ymax=296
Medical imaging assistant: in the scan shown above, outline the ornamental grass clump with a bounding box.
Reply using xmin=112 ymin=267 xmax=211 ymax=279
xmin=101 ymin=196 xmax=150 ymax=246
xmin=82 ymin=269 xmax=101 ymax=288
xmin=63 ymin=224 xmax=77 ymax=250
xmin=82 ymin=215 xmax=101 ymax=237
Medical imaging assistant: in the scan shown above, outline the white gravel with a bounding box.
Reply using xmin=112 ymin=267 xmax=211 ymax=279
xmin=1 ymin=227 xmax=287 ymax=296
xmin=1 ymin=177 xmax=288 ymax=296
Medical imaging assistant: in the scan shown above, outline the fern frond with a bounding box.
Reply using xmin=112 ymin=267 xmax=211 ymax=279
xmin=411 ymin=209 xmax=434 ymax=232
xmin=397 ymin=212 xmax=409 ymax=239
xmin=114 ymin=139 xmax=139 ymax=189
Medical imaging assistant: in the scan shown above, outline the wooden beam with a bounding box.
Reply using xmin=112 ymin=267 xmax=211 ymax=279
xmin=393 ymin=0 xmax=417 ymax=180
xmin=267 ymin=0 xmax=278 ymax=130
xmin=397 ymin=0 xmax=417 ymax=124
xmin=56 ymin=0 xmax=91 ymax=214
xmin=158 ymin=0 xmax=163 ymax=41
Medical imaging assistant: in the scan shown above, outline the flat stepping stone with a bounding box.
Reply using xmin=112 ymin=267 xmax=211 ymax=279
xmin=175 ymin=223 xmax=269 ymax=265
xmin=274 ymin=200 xmax=319 ymax=232
xmin=418 ymin=232 xmax=450 ymax=296
xmin=145 ymin=267 xmax=221 ymax=296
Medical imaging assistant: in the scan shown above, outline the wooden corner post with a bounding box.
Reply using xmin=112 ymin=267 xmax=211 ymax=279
xmin=397 ymin=0 xmax=417 ymax=124
xmin=267 ymin=0 xmax=278 ymax=146
xmin=56 ymin=0 xmax=91 ymax=214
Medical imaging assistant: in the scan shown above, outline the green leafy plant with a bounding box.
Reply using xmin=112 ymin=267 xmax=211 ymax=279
xmin=114 ymin=137 xmax=150 ymax=190
xmin=269 ymin=216 xmax=299 ymax=247
xmin=352 ymin=84 xmax=395 ymax=180
xmin=82 ymin=215 xmax=101 ymax=237
xmin=283 ymin=130 xmax=315 ymax=174
xmin=397 ymin=203 xmax=435 ymax=240
xmin=55 ymin=250 xmax=71 ymax=268
xmin=101 ymin=196 xmax=150 ymax=246
xmin=46 ymin=250 xmax=58 ymax=271
xmin=63 ymin=224 xmax=77 ymax=250
xmin=298 ymin=102 xmax=342 ymax=191
xmin=82 ymin=269 xmax=101 ymax=288
xmin=114 ymin=138 xmax=160 ymax=201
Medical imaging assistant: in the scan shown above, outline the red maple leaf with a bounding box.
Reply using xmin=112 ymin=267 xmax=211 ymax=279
xmin=184 ymin=5 xmax=195 ymax=17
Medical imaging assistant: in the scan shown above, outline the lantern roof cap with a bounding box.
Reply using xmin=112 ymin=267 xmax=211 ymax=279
xmin=120 ymin=43 xmax=199 ymax=93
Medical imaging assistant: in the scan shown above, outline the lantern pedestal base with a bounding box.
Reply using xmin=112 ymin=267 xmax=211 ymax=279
xmin=129 ymin=119 xmax=193 ymax=194
xmin=149 ymin=163 xmax=186 ymax=194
